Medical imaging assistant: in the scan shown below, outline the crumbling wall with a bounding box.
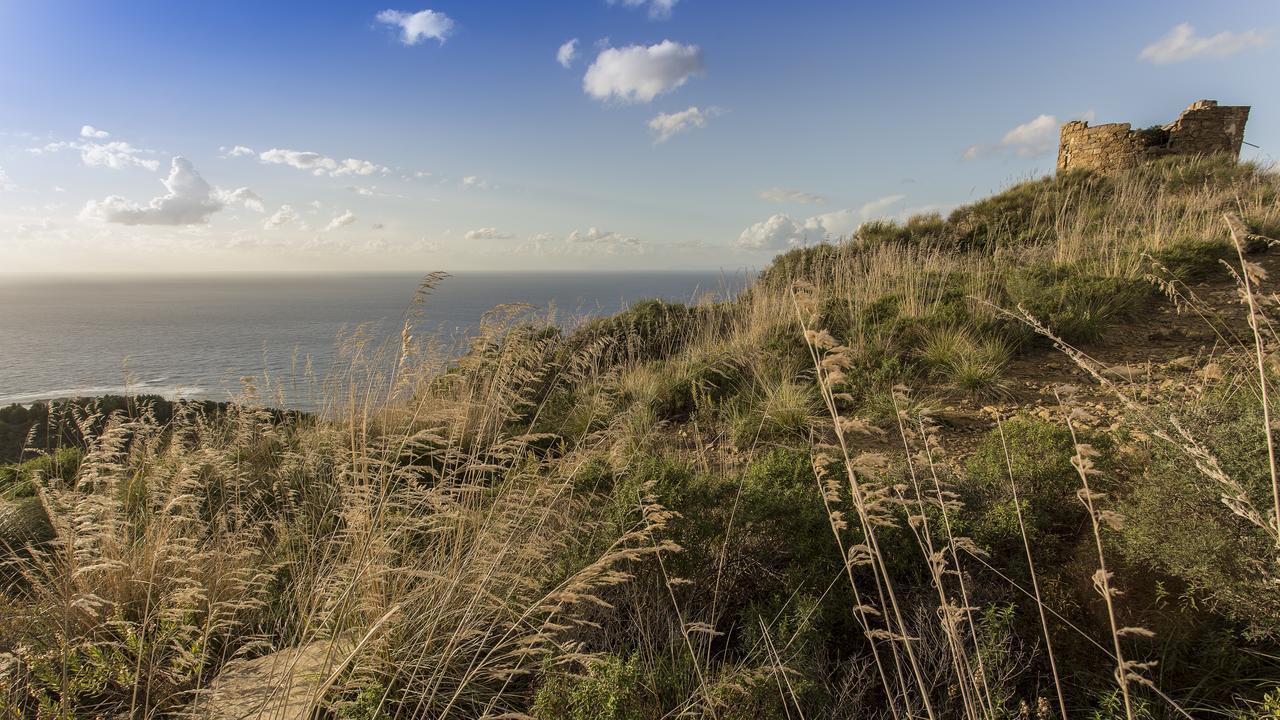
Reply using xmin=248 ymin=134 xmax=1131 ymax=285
xmin=1056 ymin=100 xmax=1250 ymax=174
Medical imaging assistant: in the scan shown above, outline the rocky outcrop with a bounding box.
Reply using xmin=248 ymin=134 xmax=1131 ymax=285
xmin=189 ymin=640 xmax=352 ymax=720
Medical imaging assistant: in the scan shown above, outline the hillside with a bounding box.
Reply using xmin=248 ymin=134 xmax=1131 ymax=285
xmin=2 ymin=155 xmax=1279 ymax=719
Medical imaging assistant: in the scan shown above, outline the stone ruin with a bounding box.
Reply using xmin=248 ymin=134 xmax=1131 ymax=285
xmin=1056 ymin=100 xmax=1250 ymax=174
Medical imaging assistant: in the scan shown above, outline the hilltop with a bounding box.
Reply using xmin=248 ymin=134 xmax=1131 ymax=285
xmin=2 ymin=154 xmax=1279 ymax=719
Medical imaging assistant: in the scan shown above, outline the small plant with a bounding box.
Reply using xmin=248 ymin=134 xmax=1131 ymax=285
xmin=919 ymin=325 xmax=1011 ymax=395
xmin=531 ymin=654 xmax=651 ymax=720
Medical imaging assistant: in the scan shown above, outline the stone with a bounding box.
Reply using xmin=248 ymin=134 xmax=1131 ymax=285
xmin=1198 ymin=363 xmax=1224 ymax=381
xmin=1102 ymin=364 xmax=1148 ymax=382
xmin=189 ymin=640 xmax=353 ymax=720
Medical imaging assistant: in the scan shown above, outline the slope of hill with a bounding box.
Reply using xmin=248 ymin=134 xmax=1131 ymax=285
xmin=2 ymin=155 xmax=1279 ymax=719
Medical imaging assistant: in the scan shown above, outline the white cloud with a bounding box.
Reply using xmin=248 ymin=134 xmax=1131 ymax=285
xmin=519 ymin=227 xmax=643 ymax=255
xmin=805 ymin=209 xmax=858 ymax=238
xmin=80 ymin=125 xmax=110 ymax=139
xmin=758 ymin=188 xmax=828 ymax=205
xmin=648 ymin=105 xmax=722 ymax=143
xmin=462 ymin=175 xmax=494 ymax=190
xmin=583 ymin=40 xmax=704 ymax=103
xmin=82 ymin=157 xmax=245 ymax=226
xmin=325 ymin=210 xmax=357 ymax=231
xmin=567 ymin=226 xmax=641 ymax=250
xmin=858 ymin=194 xmax=907 ymax=221
xmin=999 ymin=114 xmax=1059 ymax=156
xmin=607 ymin=0 xmax=679 ymax=20
xmin=736 ymin=214 xmax=806 ymax=250
xmin=216 ymin=187 xmax=265 ymax=213
xmin=31 ymin=139 xmax=160 ymax=171
xmin=464 ymin=227 xmax=515 ymax=240
xmin=557 ymin=38 xmax=579 ymax=68
xmin=376 ymin=8 xmax=455 ymax=46
xmin=258 ymin=148 xmax=389 ymax=177
xmin=264 ymin=204 xmax=304 ymax=230
xmin=964 ymin=110 xmax=1094 ymax=160
xmin=736 ymin=197 xmax=909 ymax=250
xmin=221 ymin=144 xmax=255 ymax=158
xmin=0 ymin=167 xmax=13 ymax=192
xmin=1140 ymin=23 xmax=1269 ymax=64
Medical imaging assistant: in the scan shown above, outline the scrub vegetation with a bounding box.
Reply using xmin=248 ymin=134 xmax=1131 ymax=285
xmin=3 ymin=155 xmax=1280 ymax=719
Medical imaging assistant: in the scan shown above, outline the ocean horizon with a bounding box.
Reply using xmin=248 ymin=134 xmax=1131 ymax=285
xmin=0 ymin=271 xmax=741 ymax=411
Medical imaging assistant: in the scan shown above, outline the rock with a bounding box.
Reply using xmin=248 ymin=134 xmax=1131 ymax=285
xmin=190 ymin=640 xmax=353 ymax=720
xmin=1198 ymin=363 xmax=1224 ymax=381
xmin=1102 ymin=364 xmax=1147 ymax=382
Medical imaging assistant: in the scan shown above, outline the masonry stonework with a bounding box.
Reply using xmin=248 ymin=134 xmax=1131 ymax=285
xmin=1056 ymin=100 xmax=1250 ymax=174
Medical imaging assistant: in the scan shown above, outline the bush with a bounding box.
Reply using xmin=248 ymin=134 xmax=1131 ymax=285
xmin=1118 ymin=387 xmax=1280 ymax=637
xmin=1007 ymin=268 xmax=1153 ymax=344
xmin=1149 ymin=238 xmax=1234 ymax=281
xmin=531 ymin=654 xmax=652 ymax=720
xmin=0 ymin=447 xmax=81 ymax=499
xmin=963 ymin=418 xmax=1090 ymax=565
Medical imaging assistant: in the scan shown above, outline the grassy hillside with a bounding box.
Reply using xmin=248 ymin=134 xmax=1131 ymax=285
xmin=2 ymin=155 xmax=1280 ymax=719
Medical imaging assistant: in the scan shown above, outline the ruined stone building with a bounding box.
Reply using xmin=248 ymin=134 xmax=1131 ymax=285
xmin=1056 ymin=100 xmax=1250 ymax=174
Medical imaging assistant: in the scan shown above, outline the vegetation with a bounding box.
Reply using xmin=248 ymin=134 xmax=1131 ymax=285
xmin=2 ymin=155 xmax=1280 ymax=718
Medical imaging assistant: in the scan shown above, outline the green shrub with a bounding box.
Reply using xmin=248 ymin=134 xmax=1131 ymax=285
xmin=0 ymin=447 xmax=81 ymax=499
xmin=1149 ymin=239 xmax=1233 ymax=282
xmin=1132 ymin=125 xmax=1170 ymax=148
xmin=963 ymin=419 xmax=1090 ymax=564
xmin=1007 ymin=268 xmax=1153 ymax=344
xmin=531 ymin=654 xmax=651 ymax=720
xmin=1118 ymin=388 xmax=1280 ymax=637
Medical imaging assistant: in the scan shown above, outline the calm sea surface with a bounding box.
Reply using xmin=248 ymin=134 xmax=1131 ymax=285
xmin=0 ymin=272 xmax=735 ymax=411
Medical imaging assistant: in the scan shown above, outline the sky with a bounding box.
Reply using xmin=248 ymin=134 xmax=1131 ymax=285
xmin=0 ymin=0 xmax=1276 ymax=274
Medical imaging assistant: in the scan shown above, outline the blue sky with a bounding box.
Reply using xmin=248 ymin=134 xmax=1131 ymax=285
xmin=0 ymin=0 xmax=1276 ymax=273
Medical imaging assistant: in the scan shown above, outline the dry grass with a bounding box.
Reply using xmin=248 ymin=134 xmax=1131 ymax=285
xmin=2 ymin=156 xmax=1279 ymax=718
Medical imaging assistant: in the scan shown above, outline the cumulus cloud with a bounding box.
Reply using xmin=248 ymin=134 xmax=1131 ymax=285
xmin=758 ymin=188 xmax=828 ymax=205
xmin=376 ymin=8 xmax=455 ymax=45
xmin=648 ymin=105 xmax=722 ymax=143
xmin=31 ymin=139 xmax=160 ymax=171
xmin=607 ymin=0 xmax=678 ymax=19
xmin=0 ymin=167 xmax=13 ymax=192
xmin=216 ymin=187 xmax=265 ymax=213
xmin=264 ymin=204 xmax=304 ymax=230
xmin=221 ymin=144 xmax=256 ymax=158
xmin=736 ymin=196 xmax=911 ymax=250
xmin=1140 ymin=23 xmax=1269 ymax=64
xmin=325 ymin=210 xmax=357 ymax=231
xmin=80 ymin=125 xmax=110 ymax=139
xmin=736 ymin=214 xmax=808 ymax=250
xmin=557 ymin=38 xmax=579 ymax=68
xmin=963 ymin=110 xmax=1094 ymax=160
xmin=82 ymin=157 xmax=251 ymax=226
xmin=464 ymin=227 xmax=515 ymax=240
xmin=462 ymin=175 xmax=493 ymax=190
xmin=583 ymin=40 xmax=704 ymax=103
xmin=257 ymin=148 xmax=389 ymax=177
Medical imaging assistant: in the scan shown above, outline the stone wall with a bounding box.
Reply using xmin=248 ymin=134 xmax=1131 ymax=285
xmin=1056 ymin=100 xmax=1250 ymax=174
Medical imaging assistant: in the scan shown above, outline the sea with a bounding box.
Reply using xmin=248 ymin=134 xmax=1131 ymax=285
xmin=0 ymin=272 xmax=737 ymax=412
